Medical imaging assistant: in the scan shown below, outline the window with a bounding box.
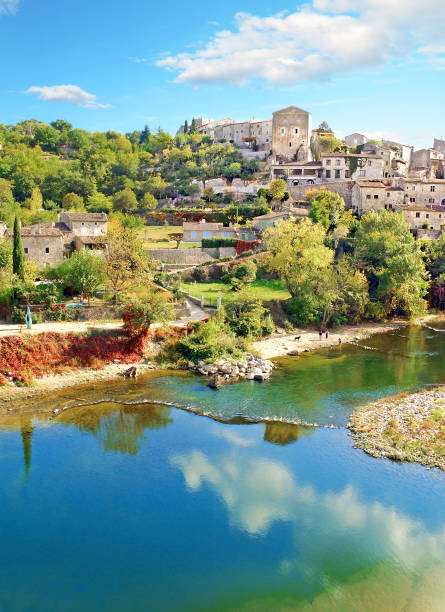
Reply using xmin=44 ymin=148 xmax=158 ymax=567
xmin=368 ymin=160 xmax=372 ymax=166
xmin=345 ymin=170 xmax=350 ymax=178
xmin=82 ymin=222 xmax=85 ymax=225
xmin=431 ymin=186 xmax=436 ymax=192
xmin=280 ymin=128 xmax=285 ymax=134
xmin=416 ymin=212 xmax=420 ymax=218
xmin=360 ymin=170 xmax=366 ymax=177
xmin=374 ymin=195 xmax=379 ymax=199
xmin=223 ymin=232 xmax=228 ymax=238
xmin=203 ymin=231 xmax=210 ymax=238
xmin=410 ymin=197 xmax=416 ymax=202
xmin=335 ymin=170 xmax=341 ymax=178
xmin=24 ymin=247 xmax=28 ymax=254
xmin=326 ymin=170 xmax=331 ymax=178
xmin=336 ymin=159 xmax=341 ymax=165
xmin=426 ymin=213 xmax=430 ymax=218
xmin=191 ymin=231 xmax=196 ymax=239
xmin=45 ymin=247 xmax=49 ymax=253
xmin=95 ymin=222 xmax=97 ymax=225
xmin=387 ymin=192 xmax=390 ymax=197
xmin=366 ymin=194 xmax=371 ymax=199
xmin=429 ymin=198 xmax=435 ymax=203
xmin=412 ymin=186 xmax=416 ymax=191
xmin=294 ymin=128 xmax=298 ymax=134
xmin=289 ymin=142 xmax=292 ymax=147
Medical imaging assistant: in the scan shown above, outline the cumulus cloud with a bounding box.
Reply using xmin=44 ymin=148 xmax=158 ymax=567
xmin=130 ymin=57 xmax=148 ymax=64
xmin=157 ymin=0 xmax=445 ymax=85
xmin=0 ymin=0 xmax=19 ymax=14
xmin=25 ymin=85 xmax=111 ymax=109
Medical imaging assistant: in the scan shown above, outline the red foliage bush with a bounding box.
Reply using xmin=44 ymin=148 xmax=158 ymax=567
xmin=0 ymin=331 xmax=143 ymax=383
xmin=235 ymin=240 xmax=261 ymax=255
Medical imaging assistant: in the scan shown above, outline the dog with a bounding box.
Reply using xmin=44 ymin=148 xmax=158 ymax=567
xmin=294 ymin=336 xmax=301 ymax=341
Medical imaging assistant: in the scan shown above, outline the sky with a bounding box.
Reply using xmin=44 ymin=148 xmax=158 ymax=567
xmin=0 ymin=0 xmax=444 ymax=148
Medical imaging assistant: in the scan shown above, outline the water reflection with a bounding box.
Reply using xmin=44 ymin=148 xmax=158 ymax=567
xmin=57 ymin=401 xmax=173 ymax=455
xmin=263 ymin=422 xmax=315 ymax=446
xmin=172 ymin=446 xmax=445 ymax=609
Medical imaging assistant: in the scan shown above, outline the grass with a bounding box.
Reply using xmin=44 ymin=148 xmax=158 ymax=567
xmin=181 ymin=279 xmax=290 ymax=306
xmin=139 ymin=225 xmax=199 ymax=250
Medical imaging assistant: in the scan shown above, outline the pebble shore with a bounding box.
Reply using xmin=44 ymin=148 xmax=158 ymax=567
xmin=349 ymin=387 xmax=445 ymax=471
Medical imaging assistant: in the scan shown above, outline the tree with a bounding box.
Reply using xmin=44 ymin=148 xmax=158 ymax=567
xmin=144 ymin=174 xmax=168 ymax=198
xmin=318 ymin=135 xmax=344 ymax=153
xmin=50 ymin=251 xmax=105 ymax=303
xmin=12 ymin=214 xmax=25 ymax=281
xmin=140 ymin=192 xmax=158 ymax=211
xmin=168 ymin=232 xmax=183 ymax=249
xmin=354 ymin=210 xmax=429 ymax=317
xmin=307 ymin=188 xmax=346 ymax=231
xmin=86 ymin=192 xmax=112 ymax=213
xmin=122 ymin=293 xmax=174 ymax=340
xmin=24 ymin=187 xmax=43 ymax=212
xmin=62 ymin=192 xmax=85 ymax=211
xmin=183 ymin=120 xmax=189 ymax=134
xmin=139 ymin=124 xmax=151 ymax=145
xmin=112 ymin=188 xmax=138 ymax=211
xmin=265 ymin=218 xmax=333 ymax=298
xmin=50 ymin=119 xmax=72 ymax=133
xmin=202 ymin=186 xmax=215 ymax=202
xmin=190 ymin=118 xmax=197 ymax=134
xmin=104 ymin=223 xmax=154 ymax=302
xmin=267 ymin=178 xmax=288 ymax=203
xmin=224 ymin=292 xmax=274 ymax=339
xmin=33 ymin=125 xmax=60 ymax=151
xmin=0 ymin=239 xmax=12 ymax=268
xmin=315 ymin=121 xmax=333 ymax=133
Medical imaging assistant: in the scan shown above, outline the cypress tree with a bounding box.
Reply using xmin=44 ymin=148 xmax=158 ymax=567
xmin=190 ymin=117 xmax=197 ymax=134
xmin=184 ymin=119 xmax=189 ymax=134
xmin=12 ymin=214 xmax=25 ymax=281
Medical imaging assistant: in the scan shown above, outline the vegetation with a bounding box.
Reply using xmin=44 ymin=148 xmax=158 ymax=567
xmin=46 ymin=251 xmax=106 ymax=304
xmin=224 ymin=292 xmax=274 ymax=339
xmin=12 ymin=214 xmax=25 ymax=281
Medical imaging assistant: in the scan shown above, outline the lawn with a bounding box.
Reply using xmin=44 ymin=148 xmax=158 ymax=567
xmin=139 ymin=226 xmax=199 ymax=250
xmin=181 ymin=279 xmax=290 ymax=306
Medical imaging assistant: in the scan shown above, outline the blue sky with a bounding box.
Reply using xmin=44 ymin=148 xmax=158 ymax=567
xmin=1 ymin=0 xmax=444 ymax=147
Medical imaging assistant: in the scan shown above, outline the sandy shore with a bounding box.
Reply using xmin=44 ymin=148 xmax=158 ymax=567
xmin=252 ymin=321 xmax=405 ymax=359
xmin=349 ymin=387 xmax=445 ymax=471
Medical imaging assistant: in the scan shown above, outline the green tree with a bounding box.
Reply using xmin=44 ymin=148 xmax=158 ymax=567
xmin=47 ymin=251 xmax=106 ymax=304
xmin=122 ymin=293 xmax=174 ymax=339
xmin=112 ymin=188 xmax=138 ymax=211
xmin=104 ymin=223 xmax=154 ymax=301
xmin=315 ymin=121 xmax=333 ymax=133
xmin=318 ymin=135 xmax=344 ymax=153
xmin=307 ymin=187 xmax=346 ymax=231
xmin=50 ymin=119 xmax=72 ymax=133
xmin=61 ymin=192 xmax=85 ymax=211
xmin=190 ymin=118 xmax=197 ymax=134
xmin=267 ymin=178 xmax=288 ymax=203
xmin=354 ymin=210 xmax=429 ymax=317
xmin=86 ymin=192 xmax=112 ymax=213
xmin=33 ymin=125 xmax=60 ymax=151
xmin=24 ymin=187 xmax=43 ymax=212
xmin=224 ymin=292 xmax=274 ymax=339
xmin=265 ymin=218 xmax=333 ymax=299
xmin=12 ymin=214 xmax=25 ymax=281
xmin=0 ymin=239 xmax=12 ymax=268
xmin=140 ymin=192 xmax=158 ymax=211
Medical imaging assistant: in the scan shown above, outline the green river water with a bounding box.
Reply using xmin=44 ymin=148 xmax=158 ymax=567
xmin=1 ymin=324 xmax=445 ymax=610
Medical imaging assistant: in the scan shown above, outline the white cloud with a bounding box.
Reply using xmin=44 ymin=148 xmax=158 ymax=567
xmin=130 ymin=57 xmax=148 ymax=64
xmin=0 ymin=0 xmax=19 ymax=14
xmin=25 ymin=85 xmax=111 ymax=109
xmin=157 ymin=0 xmax=445 ymax=86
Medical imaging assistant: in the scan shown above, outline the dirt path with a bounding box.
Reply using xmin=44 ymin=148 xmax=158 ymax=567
xmin=0 ymin=320 xmax=123 ymax=337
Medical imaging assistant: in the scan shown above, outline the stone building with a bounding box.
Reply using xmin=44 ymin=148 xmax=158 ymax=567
xmin=410 ymin=149 xmax=444 ymax=178
xmin=182 ymin=220 xmax=254 ymax=243
xmin=400 ymin=179 xmax=445 ymax=206
xmin=272 ymin=106 xmax=312 ymax=162
xmin=434 ymin=138 xmax=445 ymax=154
xmin=394 ymin=204 xmax=445 ymax=233
xmin=345 ymin=133 xmax=368 ymax=148
xmin=5 ymin=212 xmax=108 ymax=267
xmin=351 ymin=181 xmax=405 ymax=214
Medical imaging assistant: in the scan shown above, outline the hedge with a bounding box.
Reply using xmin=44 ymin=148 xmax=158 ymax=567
xmin=202 ymin=238 xmax=238 ymax=248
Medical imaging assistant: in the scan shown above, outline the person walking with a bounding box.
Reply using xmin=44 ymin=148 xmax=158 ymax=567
xmin=338 ymin=337 xmax=342 ymax=345
xmin=319 ymin=330 xmax=323 ymax=340
xmin=325 ymin=331 xmax=329 ymax=339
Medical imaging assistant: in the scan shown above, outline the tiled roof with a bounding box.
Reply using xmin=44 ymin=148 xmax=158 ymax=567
xmin=396 ymin=204 xmax=445 ymax=212
xmin=356 ymin=181 xmax=386 ymax=188
xmin=63 ymin=212 xmax=108 ymax=221
xmin=6 ymin=223 xmax=67 ymax=237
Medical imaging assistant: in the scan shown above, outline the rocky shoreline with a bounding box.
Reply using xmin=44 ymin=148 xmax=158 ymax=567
xmin=190 ymin=353 xmax=274 ymax=388
xmin=349 ymin=387 xmax=445 ymax=471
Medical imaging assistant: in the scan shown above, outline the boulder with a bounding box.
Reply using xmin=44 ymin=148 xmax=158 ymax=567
xmin=287 ymin=350 xmax=299 ymax=356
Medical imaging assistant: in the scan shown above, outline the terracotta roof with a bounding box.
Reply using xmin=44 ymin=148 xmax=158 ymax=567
xmin=356 ymin=181 xmax=386 ymax=188
xmin=321 ymin=153 xmax=381 ymax=159
xmin=272 ymin=161 xmax=322 ymax=167
xmin=183 ymin=222 xmax=223 ymax=230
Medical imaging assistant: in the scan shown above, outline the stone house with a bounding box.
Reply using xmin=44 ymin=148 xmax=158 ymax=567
xmin=351 ymin=181 xmax=405 ymax=214
xmin=182 ymin=220 xmax=254 ymax=243
xmin=394 ymin=204 xmax=445 ymax=233
xmin=345 ymin=133 xmax=368 ymax=148
xmin=252 ymin=207 xmax=309 ymax=231
xmin=5 ymin=212 xmax=109 ymax=267
xmin=434 ymin=138 xmax=445 ymax=154
xmin=400 ymin=179 xmax=445 ymax=206
xmin=410 ymin=149 xmax=444 ymax=178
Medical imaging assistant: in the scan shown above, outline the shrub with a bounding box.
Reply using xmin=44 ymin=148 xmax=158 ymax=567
xmin=234 ymin=261 xmax=257 ymax=283
xmin=202 ymin=238 xmax=238 ymax=248
xmin=174 ymin=311 xmax=247 ymax=362
xmin=286 ymin=293 xmax=320 ymax=327
xmin=225 ymin=295 xmax=275 ymax=339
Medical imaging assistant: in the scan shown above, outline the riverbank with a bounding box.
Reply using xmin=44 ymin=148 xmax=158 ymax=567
xmin=349 ymin=387 xmax=445 ymax=471
xmin=252 ymin=321 xmax=405 ymax=359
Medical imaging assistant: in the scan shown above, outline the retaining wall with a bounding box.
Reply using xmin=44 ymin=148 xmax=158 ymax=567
xmin=148 ymin=247 xmax=236 ymax=265
xmin=289 ymin=181 xmax=355 ymax=207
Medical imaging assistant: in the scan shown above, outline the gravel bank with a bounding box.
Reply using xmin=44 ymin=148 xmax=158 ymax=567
xmin=349 ymin=387 xmax=445 ymax=471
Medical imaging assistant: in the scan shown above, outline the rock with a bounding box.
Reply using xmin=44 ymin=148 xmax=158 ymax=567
xmin=287 ymin=350 xmax=299 ymax=356
xmin=123 ymin=366 xmax=137 ymax=378
xmin=198 ymin=368 xmax=208 ymax=376
xmin=114 ymin=359 xmax=121 ymax=363
xmin=254 ymin=374 xmax=266 ymax=382
xmin=246 ymin=372 xmax=255 ymax=380
xmin=208 ymin=375 xmax=224 ymax=389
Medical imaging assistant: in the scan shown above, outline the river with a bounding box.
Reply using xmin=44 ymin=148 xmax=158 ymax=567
xmin=1 ymin=324 xmax=445 ymax=610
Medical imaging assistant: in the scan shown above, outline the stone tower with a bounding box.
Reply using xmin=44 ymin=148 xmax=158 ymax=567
xmin=272 ymin=106 xmax=312 ymax=162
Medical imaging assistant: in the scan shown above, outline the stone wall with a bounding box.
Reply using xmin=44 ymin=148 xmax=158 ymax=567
xmin=289 ymin=181 xmax=355 ymax=207
xmin=148 ymin=247 xmax=237 ymax=265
